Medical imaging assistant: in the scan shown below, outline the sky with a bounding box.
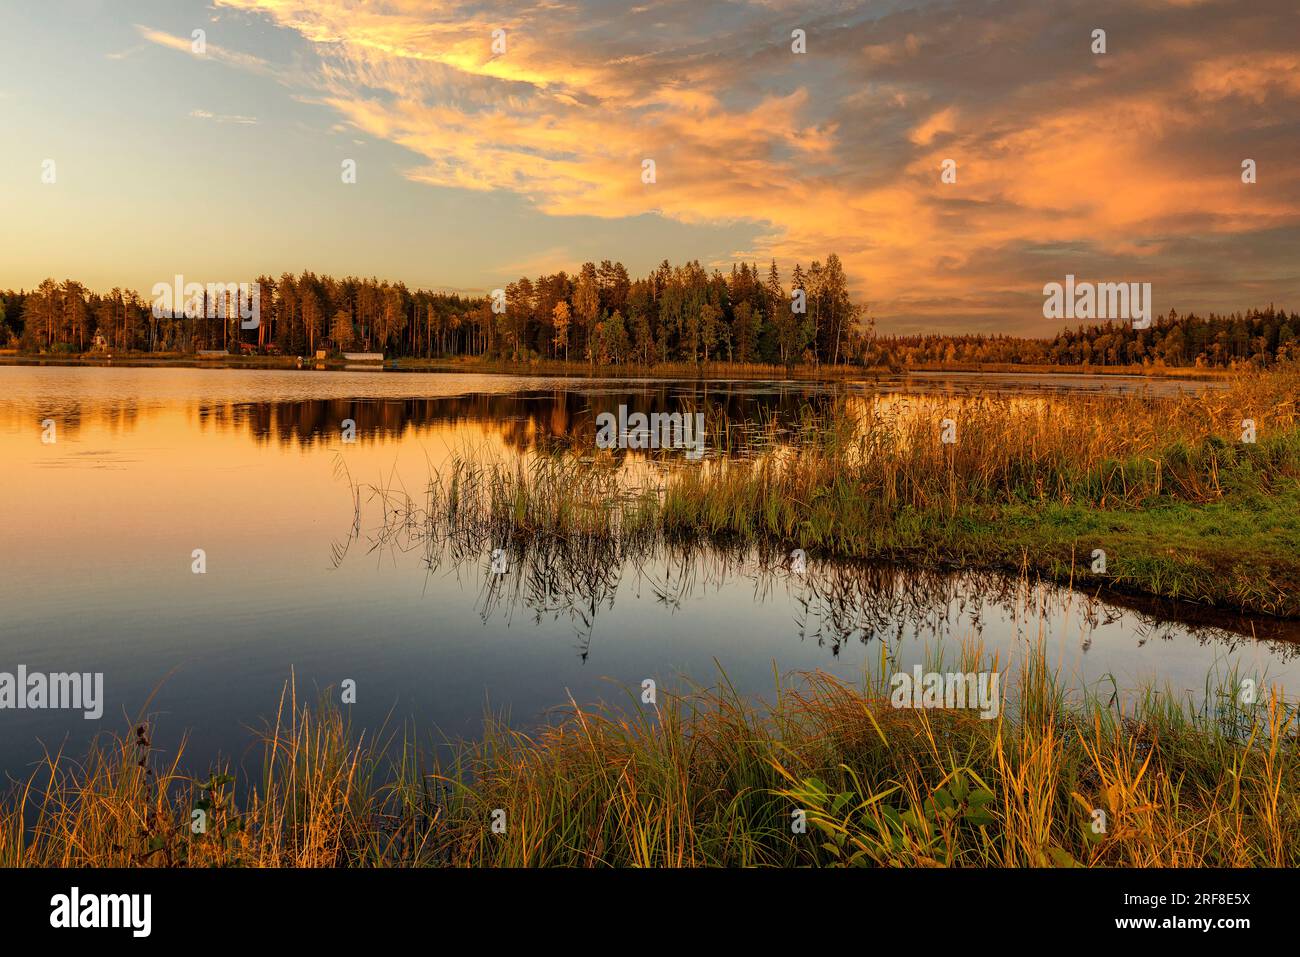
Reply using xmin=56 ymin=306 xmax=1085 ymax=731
xmin=1 ymin=0 xmax=1298 ymax=335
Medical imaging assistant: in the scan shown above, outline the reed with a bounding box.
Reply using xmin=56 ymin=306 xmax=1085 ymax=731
xmin=10 ymin=370 xmax=1286 ymax=867
xmin=338 ymin=361 xmax=1300 ymax=615
xmin=2 ymin=639 xmax=1296 ymax=867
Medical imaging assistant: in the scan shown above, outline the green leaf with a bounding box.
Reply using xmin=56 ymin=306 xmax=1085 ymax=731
xmin=1045 ymin=845 xmax=1080 ymax=868
xmin=950 ymin=775 xmax=969 ymax=802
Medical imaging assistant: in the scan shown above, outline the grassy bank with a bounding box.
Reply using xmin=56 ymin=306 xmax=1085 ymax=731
xmin=363 ymin=361 xmax=1298 ymax=616
xmin=658 ymin=446 xmax=1300 ymax=617
xmin=3 ymin=647 xmax=1296 ymax=867
xmin=657 ymin=364 xmax=1300 ymax=615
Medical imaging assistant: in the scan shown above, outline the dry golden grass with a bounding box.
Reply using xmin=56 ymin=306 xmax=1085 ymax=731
xmin=2 ymin=638 xmax=1296 ymax=868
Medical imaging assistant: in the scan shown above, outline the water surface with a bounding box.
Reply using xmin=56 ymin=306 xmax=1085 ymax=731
xmin=0 ymin=366 xmax=1293 ymax=782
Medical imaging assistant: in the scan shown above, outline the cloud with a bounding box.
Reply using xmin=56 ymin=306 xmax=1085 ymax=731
xmin=909 ymin=107 xmax=957 ymax=146
xmin=189 ymin=109 xmax=260 ymax=125
xmin=135 ymin=24 xmax=275 ymax=75
xmin=105 ymin=44 xmax=147 ymax=61
xmin=202 ymin=0 xmax=1300 ymax=332
xmin=495 ymin=245 xmax=579 ymax=279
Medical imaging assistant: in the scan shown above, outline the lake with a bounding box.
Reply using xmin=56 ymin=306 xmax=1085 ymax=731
xmin=0 ymin=365 xmax=1294 ymax=782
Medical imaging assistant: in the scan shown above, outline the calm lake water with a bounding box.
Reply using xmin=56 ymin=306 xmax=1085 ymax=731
xmin=0 ymin=365 xmax=1293 ymax=782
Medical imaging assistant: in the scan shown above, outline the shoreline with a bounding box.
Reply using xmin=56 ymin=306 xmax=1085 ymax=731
xmin=3 ymin=655 xmax=1296 ymax=868
xmin=0 ymin=352 xmax=1236 ymax=381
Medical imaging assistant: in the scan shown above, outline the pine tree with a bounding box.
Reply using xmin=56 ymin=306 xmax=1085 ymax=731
xmin=573 ymin=263 xmax=600 ymax=363
xmin=552 ymin=300 xmax=571 ymax=362
xmin=331 ymin=309 xmax=355 ymax=351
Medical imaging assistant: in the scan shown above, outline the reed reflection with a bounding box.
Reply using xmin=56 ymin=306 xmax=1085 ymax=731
xmin=331 ymin=461 xmax=1300 ymax=664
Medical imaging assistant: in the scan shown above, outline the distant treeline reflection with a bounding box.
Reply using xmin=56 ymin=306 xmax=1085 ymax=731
xmin=192 ymin=385 xmax=840 ymax=452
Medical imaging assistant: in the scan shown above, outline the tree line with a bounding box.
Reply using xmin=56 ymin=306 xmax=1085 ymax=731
xmin=0 ymin=254 xmax=867 ymax=367
xmin=1 ymin=267 xmax=1295 ymax=368
xmin=870 ymin=307 xmax=1300 ymax=369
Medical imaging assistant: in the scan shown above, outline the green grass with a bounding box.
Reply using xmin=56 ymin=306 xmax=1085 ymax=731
xmin=787 ymin=479 xmax=1300 ymax=615
xmin=654 ymin=436 xmax=1300 ymax=616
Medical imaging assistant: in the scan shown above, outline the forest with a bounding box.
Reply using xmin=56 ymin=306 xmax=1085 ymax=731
xmin=876 ymin=307 xmax=1300 ymax=369
xmin=1 ymin=257 xmax=1297 ymax=369
xmin=0 ymin=256 xmax=861 ymax=367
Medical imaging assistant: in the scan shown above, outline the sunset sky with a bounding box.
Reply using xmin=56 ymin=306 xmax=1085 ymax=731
xmin=2 ymin=0 xmax=1298 ymax=334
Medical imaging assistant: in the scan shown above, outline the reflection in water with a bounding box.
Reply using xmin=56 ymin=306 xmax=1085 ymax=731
xmin=333 ymin=475 xmax=1300 ymax=670
xmin=11 ymin=385 xmax=840 ymax=453
xmin=1 ymin=365 xmax=1225 ymax=451
xmin=194 ymin=388 xmax=830 ymax=454
xmin=0 ymin=365 xmax=1292 ymax=780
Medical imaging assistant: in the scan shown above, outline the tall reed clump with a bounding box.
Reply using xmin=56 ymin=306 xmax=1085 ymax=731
xmin=3 ymin=645 xmax=1296 ymax=867
xmin=345 ymin=362 xmax=1300 ymax=614
xmin=656 ymin=364 xmax=1300 ymax=613
xmin=0 ymin=680 xmax=442 ymax=867
xmin=439 ymin=643 xmax=1300 ymax=868
xmin=662 ymin=359 xmax=1300 ymax=521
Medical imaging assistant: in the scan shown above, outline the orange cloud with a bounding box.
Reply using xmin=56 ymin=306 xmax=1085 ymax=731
xmin=202 ymin=0 xmax=1300 ymax=331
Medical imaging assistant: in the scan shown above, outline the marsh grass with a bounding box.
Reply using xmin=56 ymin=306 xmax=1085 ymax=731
xmin=335 ymin=362 xmax=1300 ymax=615
xmin=3 ymin=637 xmax=1297 ymax=868
xmin=8 ymin=368 xmax=1293 ymax=868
